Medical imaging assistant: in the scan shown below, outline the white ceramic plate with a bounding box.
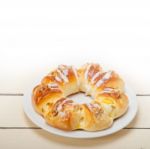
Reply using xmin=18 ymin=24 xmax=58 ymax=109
xmin=23 ymin=77 xmax=138 ymax=139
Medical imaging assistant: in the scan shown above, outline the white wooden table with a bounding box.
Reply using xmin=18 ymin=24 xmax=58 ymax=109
xmin=0 ymin=1 xmax=150 ymax=148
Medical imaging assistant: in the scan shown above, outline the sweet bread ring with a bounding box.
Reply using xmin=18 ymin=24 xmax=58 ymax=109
xmin=32 ymin=63 xmax=128 ymax=131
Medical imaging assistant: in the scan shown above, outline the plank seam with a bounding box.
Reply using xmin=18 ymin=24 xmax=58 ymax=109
xmin=0 ymin=93 xmax=23 ymax=96
xmin=0 ymin=127 xmax=150 ymax=129
xmin=0 ymin=127 xmax=41 ymax=129
xmin=0 ymin=93 xmax=150 ymax=96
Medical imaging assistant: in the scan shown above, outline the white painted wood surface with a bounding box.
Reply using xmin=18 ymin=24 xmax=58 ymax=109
xmin=1 ymin=129 xmax=150 ymax=149
xmin=0 ymin=0 xmax=150 ymax=148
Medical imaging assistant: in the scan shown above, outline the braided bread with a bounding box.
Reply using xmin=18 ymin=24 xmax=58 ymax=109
xmin=32 ymin=63 xmax=128 ymax=131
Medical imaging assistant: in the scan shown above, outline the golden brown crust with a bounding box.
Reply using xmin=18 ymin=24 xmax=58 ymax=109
xmin=32 ymin=63 xmax=129 ymax=131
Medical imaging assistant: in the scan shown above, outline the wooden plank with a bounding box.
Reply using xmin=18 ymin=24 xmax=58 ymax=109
xmin=0 ymin=96 xmax=35 ymax=127
xmin=127 ymin=96 xmax=150 ymax=128
xmin=0 ymin=96 xmax=150 ymax=128
xmin=0 ymin=129 xmax=150 ymax=149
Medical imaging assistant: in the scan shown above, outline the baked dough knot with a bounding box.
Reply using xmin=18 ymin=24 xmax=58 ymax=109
xmin=32 ymin=63 xmax=128 ymax=131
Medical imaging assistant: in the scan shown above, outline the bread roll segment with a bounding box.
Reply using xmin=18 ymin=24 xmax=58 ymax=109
xmin=32 ymin=63 xmax=128 ymax=131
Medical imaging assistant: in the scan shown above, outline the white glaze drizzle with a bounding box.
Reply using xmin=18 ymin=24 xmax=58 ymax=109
xmin=97 ymin=88 xmax=116 ymax=95
xmin=62 ymin=69 xmax=68 ymax=77
xmin=57 ymin=104 xmax=63 ymax=112
xmin=56 ymin=99 xmax=70 ymax=112
xmin=103 ymin=88 xmax=115 ymax=93
xmin=96 ymin=71 xmax=112 ymax=87
xmin=86 ymin=103 xmax=100 ymax=113
xmin=48 ymin=83 xmax=59 ymax=88
xmin=56 ymin=101 xmax=65 ymax=112
xmin=57 ymin=69 xmax=69 ymax=83
xmin=91 ymin=71 xmax=101 ymax=84
xmin=84 ymin=64 xmax=92 ymax=80
xmin=56 ymin=99 xmax=72 ymax=118
xmin=55 ymin=76 xmax=62 ymax=82
xmin=58 ymin=65 xmax=68 ymax=76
